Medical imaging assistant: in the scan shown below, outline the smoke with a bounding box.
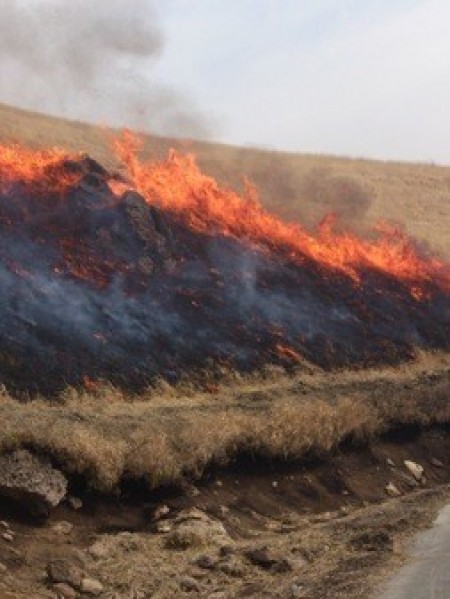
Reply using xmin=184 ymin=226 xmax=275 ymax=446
xmin=0 ymin=0 xmax=209 ymax=137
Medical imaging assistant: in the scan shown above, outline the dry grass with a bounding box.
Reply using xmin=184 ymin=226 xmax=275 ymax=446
xmin=0 ymin=352 xmax=448 ymax=492
xmin=0 ymin=102 xmax=449 ymax=257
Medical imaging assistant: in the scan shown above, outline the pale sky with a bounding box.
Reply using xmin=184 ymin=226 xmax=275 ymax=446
xmin=153 ymin=0 xmax=450 ymax=163
xmin=1 ymin=1 xmax=450 ymax=163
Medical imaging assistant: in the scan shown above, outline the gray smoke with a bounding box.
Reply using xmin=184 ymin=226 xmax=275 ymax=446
xmin=0 ymin=0 xmax=209 ymax=137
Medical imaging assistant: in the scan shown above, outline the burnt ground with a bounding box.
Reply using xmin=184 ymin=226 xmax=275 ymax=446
xmin=0 ymin=425 xmax=449 ymax=598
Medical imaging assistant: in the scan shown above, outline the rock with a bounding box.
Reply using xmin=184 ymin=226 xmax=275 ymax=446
xmin=404 ymin=460 xmax=424 ymax=481
xmin=46 ymin=560 xmax=82 ymax=589
xmin=386 ymin=458 xmax=395 ymax=467
xmin=152 ymin=504 xmax=170 ymax=520
xmin=179 ymin=575 xmax=201 ymax=592
xmin=80 ymin=577 xmax=104 ymax=595
xmin=53 ymin=583 xmax=77 ymax=598
xmin=219 ymin=545 xmax=236 ymax=558
xmin=312 ymin=511 xmax=333 ymax=523
xmin=0 ymin=450 xmax=67 ymax=516
xmin=52 ymin=521 xmax=73 ymax=535
xmin=0 ymin=521 xmax=9 ymax=530
xmin=193 ymin=554 xmax=216 ymax=569
xmin=219 ymin=559 xmax=244 ymax=578
xmin=430 ymin=457 xmax=444 ymax=468
xmin=350 ymin=530 xmax=393 ymax=552
xmin=286 ymin=557 xmax=308 ymax=572
xmin=166 ymin=509 xmax=230 ymax=549
xmin=396 ymin=471 xmax=419 ymax=488
xmin=88 ymin=539 xmax=109 ymax=559
xmin=186 ymin=485 xmax=200 ymax=497
xmin=2 ymin=532 xmax=13 ymax=542
xmin=244 ymin=546 xmax=292 ymax=572
xmin=385 ymin=482 xmax=401 ymax=497
xmin=155 ymin=522 xmax=172 ymax=534
xmin=188 ymin=567 xmax=210 ymax=580
xmin=67 ymin=496 xmax=83 ymax=511
xmin=0 ymin=562 xmax=7 ymax=573
xmin=290 ymin=582 xmax=308 ymax=598
xmin=272 ymin=481 xmax=278 ymax=488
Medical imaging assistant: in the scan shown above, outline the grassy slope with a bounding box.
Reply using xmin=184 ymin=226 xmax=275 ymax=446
xmin=0 ymin=103 xmax=449 ymax=489
xmin=0 ymin=102 xmax=449 ymax=258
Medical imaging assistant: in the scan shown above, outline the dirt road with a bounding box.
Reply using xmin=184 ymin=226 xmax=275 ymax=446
xmin=375 ymin=505 xmax=450 ymax=599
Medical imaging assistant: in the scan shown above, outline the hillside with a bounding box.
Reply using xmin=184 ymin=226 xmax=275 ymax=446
xmin=0 ymin=103 xmax=449 ymax=599
xmin=1 ymin=102 xmax=449 ymax=258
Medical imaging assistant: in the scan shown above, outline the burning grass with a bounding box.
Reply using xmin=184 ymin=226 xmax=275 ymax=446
xmin=0 ymin=353 xmax=449 ymax=491
xmin=0 ymin=135 xmax=449 ymax=395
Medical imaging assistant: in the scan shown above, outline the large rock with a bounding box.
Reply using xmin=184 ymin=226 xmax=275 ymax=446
xmin=0 ymin=450 xmax=67 ymax=516
xmin=165 ymin=508 xmax=230 ymax=549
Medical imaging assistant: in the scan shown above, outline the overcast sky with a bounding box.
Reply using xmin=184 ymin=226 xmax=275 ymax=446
xmin=2 ymin=1 xmax=449 ymax=163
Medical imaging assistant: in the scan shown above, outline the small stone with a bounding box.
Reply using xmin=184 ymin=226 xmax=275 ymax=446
xmin=179 ymin=575 xmax=200 ymax=592
xmin=386 ymin=458 xmax=395 ymax=467
xmin=272 ymin=481 xmax=278 ymax=488
xmin=2 ymin=532 xmax=13 ymax=542
xmin=80 ymin=577 xmax=104 ymax=595
xmin=188 ymin=567 xmax=209 ymax=580
xmin=219 ymin=545 xmax=236 ymax=558
xmin=47 ymin=560 xmax=82 ymax=589
xmin=219 ymin=505 xmax=229 ymax=516
xmin=430 ymin=457 xmax=444 ymax=468
xmin=0 ymin=521 xmax=9 ymax=530
xmin=312 ymin=511 xmax=333 ymax=523
xmin=186 ymin=485 xmax=200 ymax=497
xmin=88 ymin=540 xmax=109 ymax=559
xmin=215 ymin=480 xmax=223 ymax=487
xmin=386 ymin=482 xmax=401 ymax=497
xmin=291 ymin=582 xmax=307 ymax=598
xmin=155 ymin=522 xmax=172 ymax=534
xmin=287 ymin=557 xmax=308 ymax=571
xmin=153 ymin=504 xmax=170 ymax=520
xmin=67 ymin=496 xmax=83 ymax=511
xmin=244 ymin=546 xmax=292 ymax=572
xmin=53 ymin=583 xmax=77 ymax=598
xmin=404 ymin=460 xmax=424 ymax=481
xmin=52 ymin=521 xmax=73 ymax=535
xmin=0 ymin=562 xmax=7 ymax=573
xmin=219 ymin=560 xmax=244 ymax=577
xmin=193 ymin=554 xmax=216 ymax=569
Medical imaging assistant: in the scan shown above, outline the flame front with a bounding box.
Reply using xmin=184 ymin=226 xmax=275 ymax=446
xmin=114 ymin=131 xmax=450 ymax=298
xmin=0 ymin=132 xmax=448 ymax=396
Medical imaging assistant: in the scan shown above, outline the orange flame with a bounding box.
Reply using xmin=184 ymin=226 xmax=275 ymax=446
xmin=114 ymin=131 xmax=450 ymax=297
xmin=0 ymin=143 xmax=81 ymax=195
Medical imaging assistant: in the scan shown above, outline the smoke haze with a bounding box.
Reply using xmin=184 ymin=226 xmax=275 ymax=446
xmin=0 ymin=0 xmax=209 ymax=137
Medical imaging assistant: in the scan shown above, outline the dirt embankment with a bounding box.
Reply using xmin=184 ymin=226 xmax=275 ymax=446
xmin=0 ymin=354 xmax=449 ymax=598
xmin=0 ymin=426 xmax=449 ymax=598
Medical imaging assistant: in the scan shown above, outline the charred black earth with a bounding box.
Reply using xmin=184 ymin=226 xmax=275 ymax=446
xmin=0 ymin=156 xmax=449 ymax=395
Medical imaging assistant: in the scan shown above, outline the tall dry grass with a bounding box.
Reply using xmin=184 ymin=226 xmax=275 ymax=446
xmin=0 ymin=353 xmax=448 ymax=491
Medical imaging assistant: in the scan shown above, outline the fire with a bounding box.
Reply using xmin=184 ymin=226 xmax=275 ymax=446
xmin=0 ymin=132 xmax=449 ymax=395
xmin=114 ymin=131 xmax=450 ymax=298
xmin=0 ymin=142 xmax=81 ymax=196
